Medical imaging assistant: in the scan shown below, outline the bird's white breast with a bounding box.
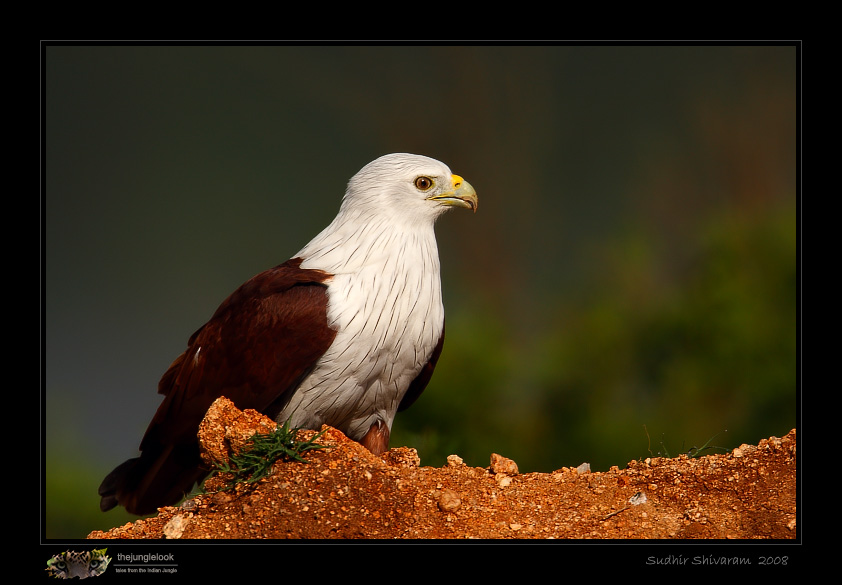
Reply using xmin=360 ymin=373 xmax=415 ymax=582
xmin=278 ymin=220 xmax=445 ymax=441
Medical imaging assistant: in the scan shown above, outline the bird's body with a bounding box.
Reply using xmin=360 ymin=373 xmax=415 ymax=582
xmin=98 ymin=153 xmax=477 ymax=515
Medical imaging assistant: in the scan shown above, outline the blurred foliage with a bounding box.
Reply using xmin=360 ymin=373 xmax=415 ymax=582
xmin=395 ymin=197 xmax=796 ymax=472
xmin=46 ymin=445 xmax=138 ymax=539
xmin=393 ymin=46 xmax=796 ymax=473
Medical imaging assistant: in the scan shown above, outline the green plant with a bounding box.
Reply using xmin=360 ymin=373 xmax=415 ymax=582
xmin=644 ymin=425 xmax=729 ymax=459
xmin=208 ymin=420 xmax=328 ymax=492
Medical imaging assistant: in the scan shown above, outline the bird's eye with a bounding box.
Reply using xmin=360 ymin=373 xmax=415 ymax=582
xmin=415 ymin=176 xmax=434 ymax=191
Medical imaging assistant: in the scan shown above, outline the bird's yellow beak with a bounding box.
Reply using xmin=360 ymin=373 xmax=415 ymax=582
xmin=427 ymin=174 xmax=478 ymax=212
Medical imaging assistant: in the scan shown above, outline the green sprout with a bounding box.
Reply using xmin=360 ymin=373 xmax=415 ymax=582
xmin=208 ymin=420 xmax=328 ymax=492
xmin=643 ymin=425 xmax=729 ymax=459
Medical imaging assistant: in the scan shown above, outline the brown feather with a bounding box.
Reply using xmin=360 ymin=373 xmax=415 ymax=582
xmin=99 ymin=258 xmax=336 ymax=515
xmin=398 ymin=323 xmax=445 ymax=413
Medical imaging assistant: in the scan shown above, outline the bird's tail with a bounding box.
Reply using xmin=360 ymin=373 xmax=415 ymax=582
xmin=98 ymin=442 xmax=208 ymax=516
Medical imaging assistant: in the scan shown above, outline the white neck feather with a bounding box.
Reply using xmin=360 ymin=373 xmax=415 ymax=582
xmin=283 ymin=205 xmax=445 ymax=440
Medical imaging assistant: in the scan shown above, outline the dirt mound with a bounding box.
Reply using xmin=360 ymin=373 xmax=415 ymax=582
xmin=88 ymin=398 xmax=796 ymax=539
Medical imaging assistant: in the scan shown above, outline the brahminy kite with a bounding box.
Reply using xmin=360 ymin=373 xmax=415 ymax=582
xmin=98 ymin=153 xmax=478 ymax=515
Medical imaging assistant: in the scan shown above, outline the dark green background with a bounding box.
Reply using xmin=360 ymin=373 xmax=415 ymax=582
xmin=44 ymin=44 xmax=797 ymax=538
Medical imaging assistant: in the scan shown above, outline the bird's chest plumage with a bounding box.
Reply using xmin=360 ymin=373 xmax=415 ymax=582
xmin=278 ymin=241 xmax=444 ymax=440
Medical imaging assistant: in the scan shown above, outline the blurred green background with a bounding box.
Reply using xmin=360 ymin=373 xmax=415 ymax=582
xmin=44 ymin=44 xmax=797 ymax=538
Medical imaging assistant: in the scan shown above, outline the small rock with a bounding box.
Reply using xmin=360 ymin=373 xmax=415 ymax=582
xmin=382 ymin=447 xmax=420 ymax=468
xmin=163 ymin=515 xmax=187 ymax=539
xmin=628 ymin=492 xmax=648 ymax=506
xmin=198 ymin=397 xmax=279 ymax=467
xmin=211 ymin=492 xmax=233 ymax=506
xmin=576 ymin=462 xmax=591 ymax=475
xmin=438 ymin=489 xmax=461 ymax=512
xmin=446 ymin=454 xmax=464 ymax=467
xmin=490 ymin=453 xmax=518 ymax=475
xmin=787 ymin=518 xmax=796 ymax=531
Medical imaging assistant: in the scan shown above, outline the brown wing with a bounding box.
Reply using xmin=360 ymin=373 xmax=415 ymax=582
xmin=397 ymin=321 xmax=444 ymax=413
xmin=99 ymin=258 xmax=336 ymax=515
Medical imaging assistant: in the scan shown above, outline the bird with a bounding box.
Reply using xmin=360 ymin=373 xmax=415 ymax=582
xmin=98 ymin=153 xmax=478 ymax=515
